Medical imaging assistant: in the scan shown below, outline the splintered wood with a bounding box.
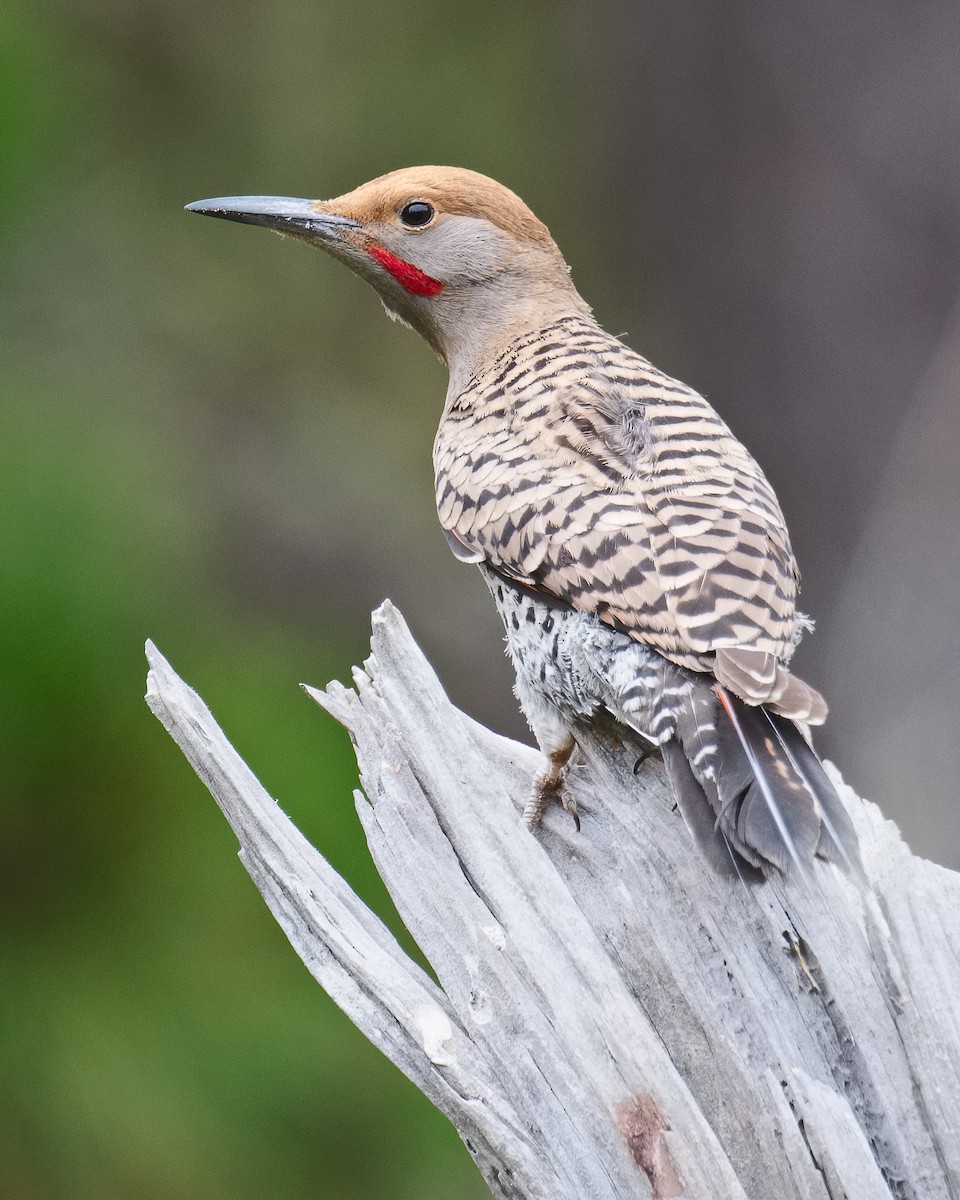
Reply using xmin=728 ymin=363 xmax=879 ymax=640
xmin=146 ymin=603 xmax=960 ymax=1200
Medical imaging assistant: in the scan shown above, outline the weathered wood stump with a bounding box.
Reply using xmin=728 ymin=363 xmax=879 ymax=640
xmin=145 ymin=601 xmax=960 ymax=1200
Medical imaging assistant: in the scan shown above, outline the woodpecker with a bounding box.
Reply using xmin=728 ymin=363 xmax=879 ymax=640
xmin=186 ymin=167 xmax=859 ymax=879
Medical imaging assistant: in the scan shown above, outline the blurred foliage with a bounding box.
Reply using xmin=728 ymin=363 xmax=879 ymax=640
xmin=0 ymin=0 xmax=589 ymax=1196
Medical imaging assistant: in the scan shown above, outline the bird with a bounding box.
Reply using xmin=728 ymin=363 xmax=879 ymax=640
xmin=186 ymin=166 xmax=859 ymax=880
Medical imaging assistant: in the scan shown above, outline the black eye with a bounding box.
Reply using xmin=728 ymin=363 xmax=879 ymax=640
xmin=399 ymin=201 xmax=435 ymax=228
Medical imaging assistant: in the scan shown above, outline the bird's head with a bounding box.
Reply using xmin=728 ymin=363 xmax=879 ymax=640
xmin=186 ymin=166 xmax=590 ymax=372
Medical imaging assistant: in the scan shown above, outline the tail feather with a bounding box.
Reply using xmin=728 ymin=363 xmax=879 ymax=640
xmin=715 ymin=691 xmax=820 ymax=874
xmin=660 ymin=741 xmax=762 ymax=881
xmin=759 ymin=709 xmax=862 ymax=877
xmin=669 ymin=681 xmax=861 ymax=878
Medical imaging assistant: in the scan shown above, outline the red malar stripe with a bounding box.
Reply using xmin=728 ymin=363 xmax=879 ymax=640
xmin=367 ymin=245 xmax=444 ymax=296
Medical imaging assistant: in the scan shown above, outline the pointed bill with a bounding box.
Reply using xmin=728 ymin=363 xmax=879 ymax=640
xmin=184 ymin=196 xmax=360 ymax=240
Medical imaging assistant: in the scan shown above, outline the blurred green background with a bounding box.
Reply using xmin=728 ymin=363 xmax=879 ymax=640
xmin=3 ymin=2 xmax=959 ymax=1197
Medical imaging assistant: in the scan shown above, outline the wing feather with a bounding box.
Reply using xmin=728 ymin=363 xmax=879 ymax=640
xmin=436 ymin=337 xmax=820 ymax=715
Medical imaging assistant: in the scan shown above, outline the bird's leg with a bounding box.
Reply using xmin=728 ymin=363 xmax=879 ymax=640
xmin=523 ymin=735 xmax=579 ymax=830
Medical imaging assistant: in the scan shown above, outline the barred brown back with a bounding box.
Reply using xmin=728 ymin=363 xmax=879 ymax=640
xmin=435 ymin=314 xmax=821 ymax=722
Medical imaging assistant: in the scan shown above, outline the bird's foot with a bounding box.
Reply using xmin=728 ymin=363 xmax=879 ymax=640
xmin=523 ymin=743 xmax=579 ymax=831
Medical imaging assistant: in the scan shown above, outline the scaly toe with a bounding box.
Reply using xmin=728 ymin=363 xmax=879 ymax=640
xmin=523 ymin=766 xmax=580 ymax=831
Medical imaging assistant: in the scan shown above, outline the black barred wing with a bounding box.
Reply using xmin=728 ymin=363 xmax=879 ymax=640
xmin=434 ymin=319 xmax=801 ymax=678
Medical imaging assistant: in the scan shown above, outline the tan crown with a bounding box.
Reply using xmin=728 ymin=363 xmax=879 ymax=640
xmin=319 ymin=166 xmax=556 ymax=247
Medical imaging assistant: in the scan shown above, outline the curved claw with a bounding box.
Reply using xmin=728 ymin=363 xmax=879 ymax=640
xmin=561 ymin=792 xmax=581 ymax=832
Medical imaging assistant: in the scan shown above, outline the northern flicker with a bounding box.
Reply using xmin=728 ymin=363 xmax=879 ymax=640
xmin=186 ymin=166 xmax=859 ymax=879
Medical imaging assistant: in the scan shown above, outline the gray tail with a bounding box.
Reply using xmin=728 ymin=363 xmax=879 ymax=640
xmin=661 ymin=682 xmax=862 ymax=880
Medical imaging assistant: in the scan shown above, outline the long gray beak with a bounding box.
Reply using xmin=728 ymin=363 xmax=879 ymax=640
xmin=184 ymin=196 xmax=360 ymax=239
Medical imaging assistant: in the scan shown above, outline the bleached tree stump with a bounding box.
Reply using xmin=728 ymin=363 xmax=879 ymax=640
xmin=145 ymin=602 xmax=960 ymax=1200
